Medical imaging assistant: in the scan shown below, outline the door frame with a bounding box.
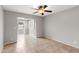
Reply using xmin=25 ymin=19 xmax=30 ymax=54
xmin=17 ymin=17 xmax=37 ymax=39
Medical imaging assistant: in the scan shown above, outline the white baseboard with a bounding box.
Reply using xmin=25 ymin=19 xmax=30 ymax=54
xmin=44 ymin=35 xmax=79 ymax=49
xmin=4 ymin=41 xmax=16 ymax=46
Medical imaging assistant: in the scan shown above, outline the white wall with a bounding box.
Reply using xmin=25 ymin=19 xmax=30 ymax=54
xmin=44 ymin=6 xmax=79 ymax=48
xmin=0 ymin=6 xmax=3 ymax=52
xmin=4 ymin=11 xmax=43 ymax=45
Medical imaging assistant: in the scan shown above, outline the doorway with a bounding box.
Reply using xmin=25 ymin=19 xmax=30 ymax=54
xmin=16 ymin=17 xmax=37 ymax=52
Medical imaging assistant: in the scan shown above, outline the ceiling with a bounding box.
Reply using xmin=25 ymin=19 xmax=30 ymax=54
xmin=2 ymin=5 xmax=77 ymax=17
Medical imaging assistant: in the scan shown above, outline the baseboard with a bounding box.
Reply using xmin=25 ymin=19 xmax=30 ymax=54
xmin=37 ymin=36 xmax=45 ymax=38
xmin=44 ymin=35 xmax=79 ymax=49
xmin=4 ymin=42 xmax=16 ymax=46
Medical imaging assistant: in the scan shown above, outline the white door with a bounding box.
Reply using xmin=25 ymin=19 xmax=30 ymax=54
xmin=29 ymin=19 xmax=37 ymax=38
xmin=18 ymin=20 xmax=25 ymax=34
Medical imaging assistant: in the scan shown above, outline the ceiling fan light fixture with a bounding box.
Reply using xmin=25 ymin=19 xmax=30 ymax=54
xmin=38 ymin=9 xmax=44 ymax=13
xmin=33 ymin=5 xmax=52 ymax=15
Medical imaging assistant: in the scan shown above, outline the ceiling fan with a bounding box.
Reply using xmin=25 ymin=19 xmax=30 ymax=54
xmin=33 ymin=5 xmax=52 ymax=15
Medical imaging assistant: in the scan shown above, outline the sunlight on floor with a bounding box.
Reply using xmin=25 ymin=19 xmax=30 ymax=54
xmin=17 ymin=34 xmax=25 ymax=48
xmin=16 ymin=34 xmax=27 ymax=52
xmin=16 ymin=34 xmax=37 ymax=52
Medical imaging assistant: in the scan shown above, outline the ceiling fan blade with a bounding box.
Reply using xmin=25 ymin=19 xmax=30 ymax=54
xmin=44 ymin=5 xmax=48 ymax=9
xmin=33 ymin=11 xmax=38 ymax=14
xmin=45 ymin=10 xmax=52 ymax=12
xmin=32 ymin=8 xmax=38 ymax=10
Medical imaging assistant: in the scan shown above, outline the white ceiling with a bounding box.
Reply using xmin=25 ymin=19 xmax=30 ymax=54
xmin=2 ymin=5 xmax=77 ymax=17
